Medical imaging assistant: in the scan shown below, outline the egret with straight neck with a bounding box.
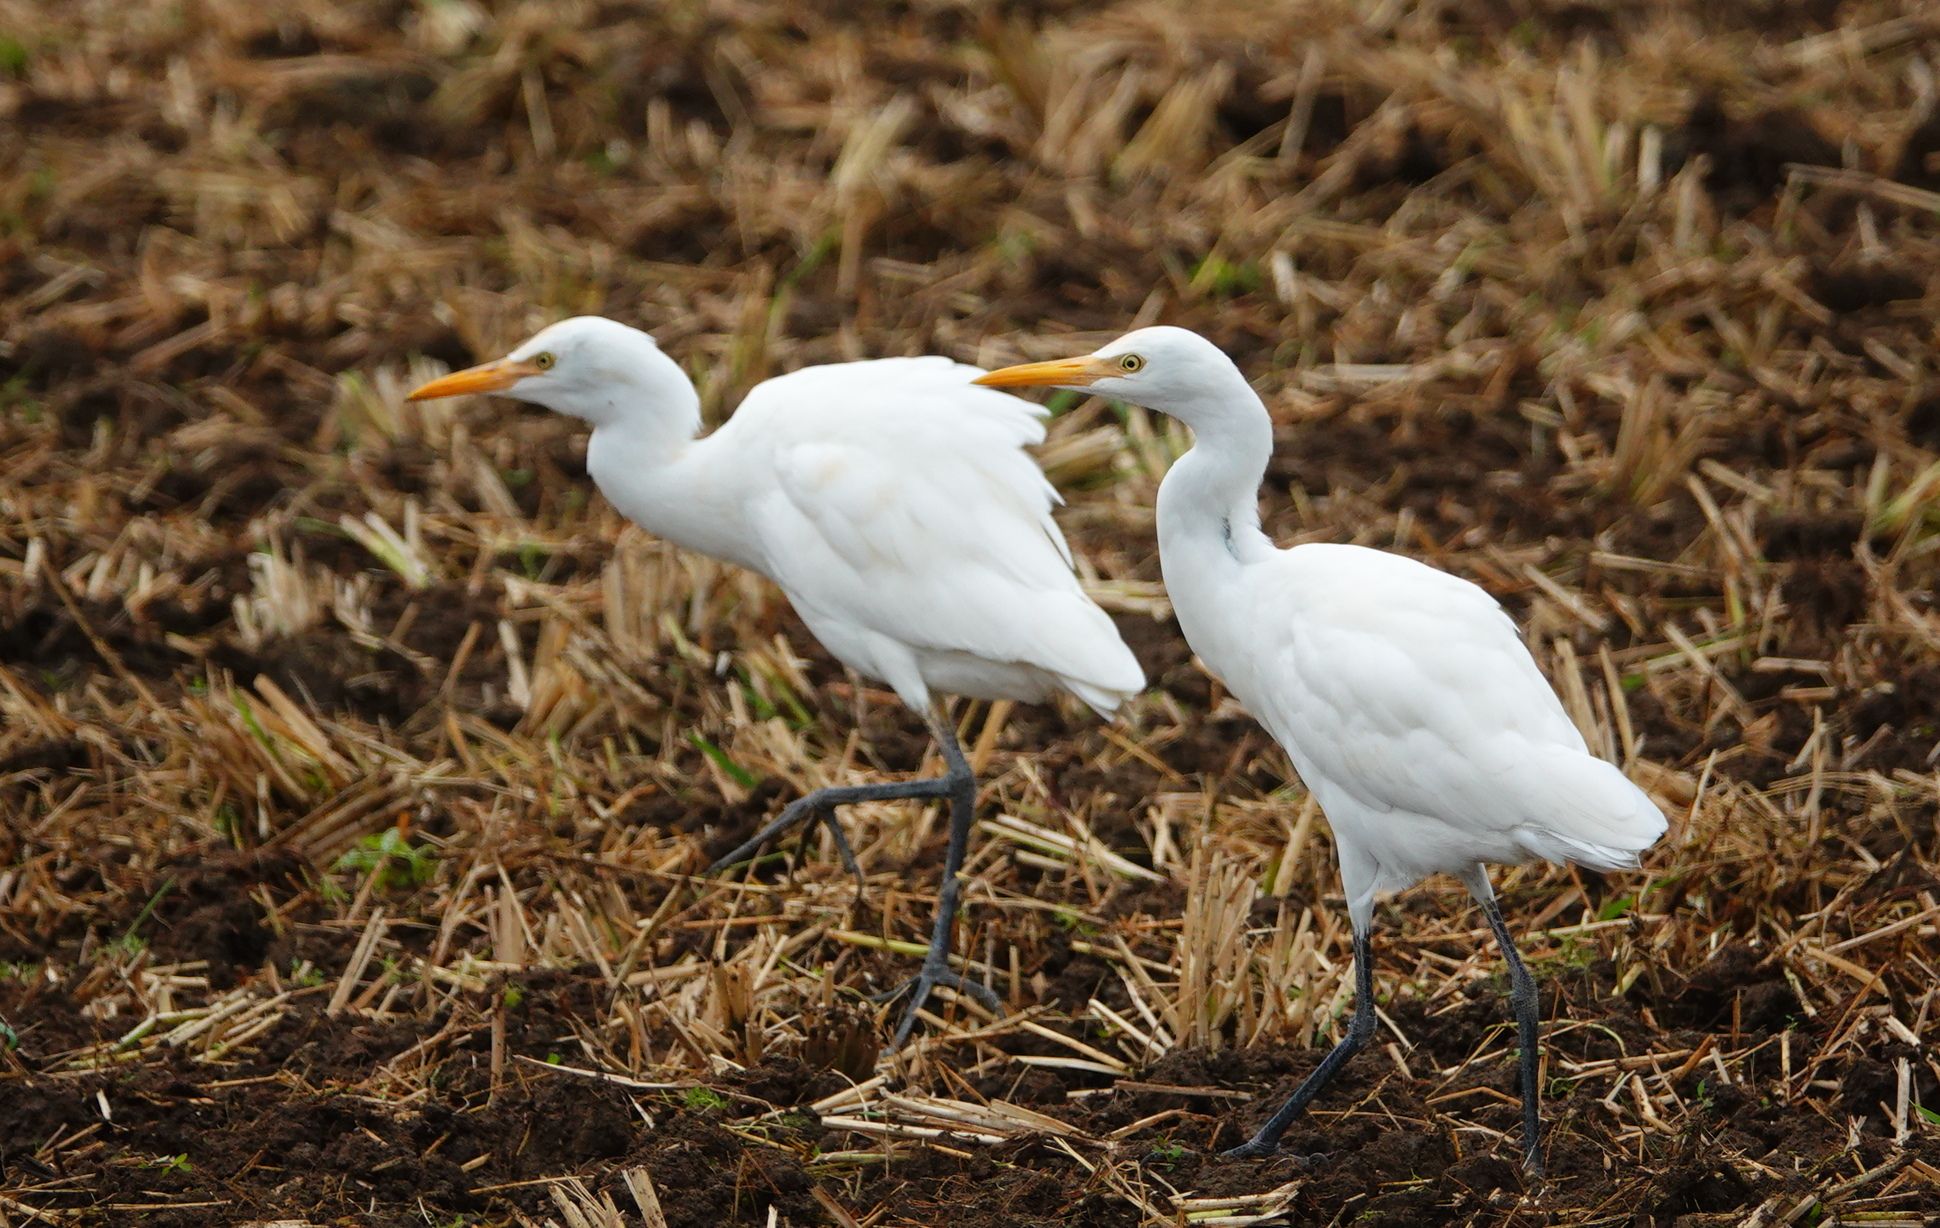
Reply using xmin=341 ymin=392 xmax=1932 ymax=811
xmin=409 ymin=316 xmax=1144 ymax=1045
xmin=976 ymin=326 xmax=1665 ymax=1174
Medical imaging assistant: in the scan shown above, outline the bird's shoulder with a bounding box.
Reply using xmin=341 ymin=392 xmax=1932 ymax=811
xmin=1234 ymin=544 xmax=1650 ymax=857
xmin=729 ymin=357 xmax=1044 ymax=446
xmin=1262 ymin=543 xmax=1511 ymax=638
xmin=726 ymin=358 xmax=1076 ymax=592
xmin=1241 ymin=542 xmax=1574 ymax=737
xmin=722 ymin=361 xmax=1121 ymax=675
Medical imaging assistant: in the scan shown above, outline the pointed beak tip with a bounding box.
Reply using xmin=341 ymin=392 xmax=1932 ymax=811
xmin=973 ymin=357 xmax=1100 ymax=390
xmin=401 ymin=359 xmax=533 ymax=403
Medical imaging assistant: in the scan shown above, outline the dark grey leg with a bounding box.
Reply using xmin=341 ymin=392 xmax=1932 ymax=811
xmin=1478 ymin=892 xmax=1544 ymax=1177
xmin=1222 ymin=926 xmax=1378 ymax=1159
xmin=874 ymin=717 xmax=1000 ymax=1047
xmin=703 ymin=713 xmax=999 ymax=1045
xmin=707 ymin=776 xmax=955 ymax=889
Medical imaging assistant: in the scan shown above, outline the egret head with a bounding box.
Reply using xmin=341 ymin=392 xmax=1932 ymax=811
xmin=974 ymin=326 xmax=1251 ymax=424
xmin=406 ymin=316 xmax=690 ymax=430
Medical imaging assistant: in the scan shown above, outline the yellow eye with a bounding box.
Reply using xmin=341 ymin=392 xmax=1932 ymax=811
xmin=534 ymin=352 xmax=556 ymax=370
xmin=1119 ymin=353 xmax=1145 ymax=373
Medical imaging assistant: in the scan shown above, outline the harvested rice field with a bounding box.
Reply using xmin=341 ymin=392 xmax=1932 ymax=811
xmin=3 ymin=0 xmax=1939 ymax=1224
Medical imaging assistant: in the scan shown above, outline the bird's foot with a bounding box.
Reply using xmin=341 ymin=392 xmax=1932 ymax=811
xmin=1218 ymin=1137 xmax=1279 ymax=1161
xmin=1521 ymin=1151 xmax=1545 ymax=1181
xmin=873 ymin=961 xmax=1002 ymax=1049
xmin=1219 ymin=1138 xmax=1332 ymax=1165
xmin=704 ymin=795 xmax=863 ymax=887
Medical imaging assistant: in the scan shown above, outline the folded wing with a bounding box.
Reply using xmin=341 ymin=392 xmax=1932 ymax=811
xmin=731 ymin=357 xmax=1143 ymax=714
xmin=1245 ymin=544 xmax=1665 ymax=867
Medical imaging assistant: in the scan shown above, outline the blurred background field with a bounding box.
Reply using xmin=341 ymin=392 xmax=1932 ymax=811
xmin=2 ymin=0 xmax=1938 ymax=1224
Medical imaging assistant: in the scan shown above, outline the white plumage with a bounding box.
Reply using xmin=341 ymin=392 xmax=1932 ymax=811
xmin=1193 ymin=541 xmax=1664 ymax=926
xmin=716 ymin=358 xmax=1141 ymax=717
xmin=409 ymin=316 xmax=1142 ymax=1043
xmin=977 ymin=325 xmax=1665 ymax=1175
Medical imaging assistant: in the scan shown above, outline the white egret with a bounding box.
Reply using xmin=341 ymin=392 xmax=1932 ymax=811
xmin=408 ymin=317 xmax=1144 ymax=1044
xmin=977 ymin=326 xmax=1665 ymax=1174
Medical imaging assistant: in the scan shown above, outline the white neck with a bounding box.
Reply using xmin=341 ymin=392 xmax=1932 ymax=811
xmin=1155 ymin=389 xmax=1276 ymax=570
xmin=1154 ymin=383 xmax=1276 ymax=675
xmin=579 ymin=363 xmax=765 ymax=574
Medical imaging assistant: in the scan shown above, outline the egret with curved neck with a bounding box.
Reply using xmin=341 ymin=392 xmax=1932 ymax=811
xmin=978 ymin=326 xmax=1665 ymax=1175
xmin=410 ymin=317 xmax=1145 ymax=1045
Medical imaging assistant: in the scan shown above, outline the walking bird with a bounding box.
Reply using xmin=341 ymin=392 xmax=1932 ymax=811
xmin=977 ymin=326 xmax=1665 ymax=1174
xmin=409 ymin=317 xmax=1143 ymax=1044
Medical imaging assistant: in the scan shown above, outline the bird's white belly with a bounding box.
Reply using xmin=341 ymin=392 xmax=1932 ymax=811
xmin=1224 ymin=654 xmax=1510 ymax=840
xmin=1305 ymin=780 xmax=1531 ymax=893
xmin=914 ymin=649 xmax=1061 ymax=705
xmin=789 ymin=600 xmax=1058 ymax=709
xmin=1201 ymin=648 xmax=1532 ymax=905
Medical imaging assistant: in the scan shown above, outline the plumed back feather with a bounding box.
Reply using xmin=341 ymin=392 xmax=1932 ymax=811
xmin=720 ymin=356 xmax=1142 ymax=712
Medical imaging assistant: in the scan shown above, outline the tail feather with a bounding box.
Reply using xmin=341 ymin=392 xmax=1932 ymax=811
xmin=1043 ymin=596 xmax=1145 ymax=719
xmin=1060 ymin=672 xmax=1142 ymax=720
xmin=1514 ymin=829 xmax=1649 ymax=873
xmin=1515 ymin=747 xmax=1667 ymax=871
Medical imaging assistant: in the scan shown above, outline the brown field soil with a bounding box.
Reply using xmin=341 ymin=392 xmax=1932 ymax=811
xmin=3 ymin=0 xmax=1939 ymax=1224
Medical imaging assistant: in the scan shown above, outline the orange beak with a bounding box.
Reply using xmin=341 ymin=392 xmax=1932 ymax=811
xmin=405 ymin=358 xmax=544 ymax=401
xmin=973 ymin=356 xmax=1112 ymax=389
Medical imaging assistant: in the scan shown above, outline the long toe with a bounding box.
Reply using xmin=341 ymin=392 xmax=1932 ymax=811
xmin=889 ymin=992 xmax=931 ymax=1050
xmin=704 ymin=832 xmax=777 ymax=876
xmin=885 ymin=975 xmax=942 ymax=1050
xmin=869 ymin=966 xmax=997 ymax=1008
xmin=867 ymin=978 xmax=918 ymax=1006
xmin=932 ymin=969 xmax=1000 ymax=1011
xmin=704 ymin=802 xmax=828 ymax=876
xmin=878 ymin=965 xmax=1002 ymax=1049
xmin=817 ymin=812 xmax=865 ymax=886
xmin=1220 ymin=1141 xmax=1335 ymax=1167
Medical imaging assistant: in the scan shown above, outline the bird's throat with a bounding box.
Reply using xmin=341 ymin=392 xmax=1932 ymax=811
xmin=585 ymin=428 xmax=765 ymax=574
xmin=1156 ymin=407 xmax=1273 ymax=568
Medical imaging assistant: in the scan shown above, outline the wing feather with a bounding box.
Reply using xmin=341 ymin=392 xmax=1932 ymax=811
xmin=726 ymin=357 xmax=1142 ymax=707
xmin=1240 ymin=545 xmax=1660 ymax=857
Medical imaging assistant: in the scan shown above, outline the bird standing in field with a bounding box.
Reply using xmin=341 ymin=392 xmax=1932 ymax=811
xmin=977 ymin=326 xmax=1665 ymax=1175
xmin=408 ymin=317 xmax=1143 ymax=1044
